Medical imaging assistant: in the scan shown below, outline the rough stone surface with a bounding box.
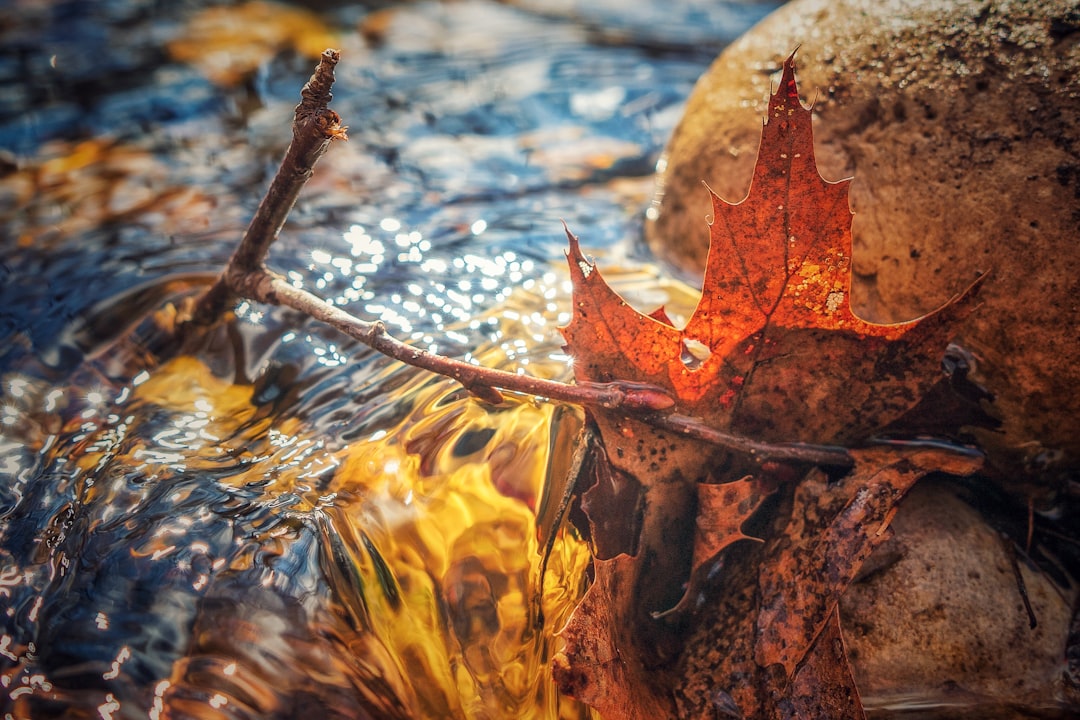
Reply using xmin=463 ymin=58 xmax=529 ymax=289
xmin=645 ymin=0 xmax=1080 ymax=481
xmin=840 ymin=481 xmax=1077 ymax=714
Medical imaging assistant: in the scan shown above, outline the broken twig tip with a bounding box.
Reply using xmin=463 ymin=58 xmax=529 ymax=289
xmin=300 ymin=48 xmax=341 ymax=114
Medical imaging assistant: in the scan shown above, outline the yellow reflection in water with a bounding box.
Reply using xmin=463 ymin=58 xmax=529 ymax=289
xmin=105 ymin=331 xmax=595 ymax=718
xmin=20 ymin=260 xmax=687 ymax=718
xmin=325 ymin=386 xmax=592 ymax=718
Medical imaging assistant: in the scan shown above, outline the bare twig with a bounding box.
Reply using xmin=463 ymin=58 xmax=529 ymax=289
xmin=658 ymin=414 xmax=853 ymax=468
xmin=186 ymin=49 xmax=348 ymax=329
xmin=176 ymin=48 xmax=855 ymax=469
xmin=242 ymin=268 xmax=675 ymax=412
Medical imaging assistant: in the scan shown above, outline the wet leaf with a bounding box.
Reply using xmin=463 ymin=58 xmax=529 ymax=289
xmin=691 ymin=476 xmax=766 ymax=580
xmin=754 ymin=446 xmax=983 ymax=678
xmin=660 ymin=475 xmax=767 ymax=616
xmin=787 ymin=609 xmax=864 ymax=720
xmin=563 ymin=54 xmax=982 ymax=448
xmin=553 ymin=553 xmax=677 ymax=720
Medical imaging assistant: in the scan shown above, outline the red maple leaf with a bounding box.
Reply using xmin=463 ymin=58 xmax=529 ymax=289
xmin=562 ymin=55 xmax=982 ymax=447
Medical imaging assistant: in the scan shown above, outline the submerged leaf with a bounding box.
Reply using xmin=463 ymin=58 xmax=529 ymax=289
xmin=754 ymin=446 xmax=984 ymax=677
xmin=677 ymin=446 xmax=982 ymax=719
xmin=553 ymin=553 xmax=677 ymax=720
xmin=787 ymin=608 xmax=865 ymax=720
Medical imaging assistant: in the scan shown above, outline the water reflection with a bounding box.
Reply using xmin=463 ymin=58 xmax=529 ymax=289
xmin=0 ymin=278 xmax=613 ymax=718
xmin=0 ymin=257 xmax=693 ymax=718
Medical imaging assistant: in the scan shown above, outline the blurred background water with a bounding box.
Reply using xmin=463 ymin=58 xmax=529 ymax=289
xmin=0 ymin=1 xmax=777 ymax=717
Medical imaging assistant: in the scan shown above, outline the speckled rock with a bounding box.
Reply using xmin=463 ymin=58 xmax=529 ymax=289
xmin=645 ymin=0 xmax=1080 ymax=482
xmin=840 ymin=481 xmax=1077 ymax=715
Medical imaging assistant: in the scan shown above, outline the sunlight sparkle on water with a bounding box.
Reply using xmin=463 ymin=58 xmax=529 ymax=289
xmin=97 ymin=692 xmax=120 ymax=719
xmin=0 ymin=635 xmax=18 ymax=660
xmin=8 ymin=672 xmax=54 ymax=699
xmin=310 ymin=341 xmax=346 ymax=367
xmin=149 ymin=680 xmax=170 ymax=720
xmin=344 ymin=225 xmax=385 ymax=257
xmin=291 ymin=217 xmax=568 ymax=376
xmin=234 ymin=300 xmax=266 ymax=325
xmin=421 ymin=258 xmax=448 ymax=273
xmin=0 ymin=566 xmax=27 ymax=597
xmin=43 ymin=388 xmax=64 ymax=411
xmin=6 ymin=377 xmax=28 ymax=399
xmin=84 ymin=387 xmax=108 ymax=408
xmin=102 ymin=646 xmax=130 ymax=681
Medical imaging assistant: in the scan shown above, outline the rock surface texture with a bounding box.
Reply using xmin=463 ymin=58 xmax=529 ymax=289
xmin=840 ymin=482 xmax=1076 ymax=714
xmin=646 ymin=0 xmax=1080 ymax=483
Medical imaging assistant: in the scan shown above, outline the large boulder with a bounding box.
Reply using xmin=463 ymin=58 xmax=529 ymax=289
xmin=645 ymin=0 xmax=1080 ymax=485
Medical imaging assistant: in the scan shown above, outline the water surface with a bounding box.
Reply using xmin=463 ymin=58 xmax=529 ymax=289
xmin=0 ymin=1 xmax=775 ymax=716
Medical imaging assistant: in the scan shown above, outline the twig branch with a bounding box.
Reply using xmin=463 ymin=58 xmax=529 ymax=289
xmin=238 ymin=268 xmax=675 ymax=411
xmin=658 ymin=413 xmax=853 ymax=468
xmin=175 ymin=48 xmax=854 ymax=469
xmin=186 ymin=49 xmax=348 ymax=329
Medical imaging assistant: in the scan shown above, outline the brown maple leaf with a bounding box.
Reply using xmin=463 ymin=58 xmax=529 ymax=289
xmin=553 ymin=553 xmax=677 ymax=720
xmin=554 ymin=53 xmax=983 ymax=718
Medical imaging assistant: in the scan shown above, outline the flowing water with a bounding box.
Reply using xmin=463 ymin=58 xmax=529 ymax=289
xmin=0 ymin=1 xmax=776 ymax=717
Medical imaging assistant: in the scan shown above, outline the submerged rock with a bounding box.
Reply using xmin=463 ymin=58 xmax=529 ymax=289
xmin=645 ymin=0 xmax=1080 ymax=484
xmin=841 ymin=481 xmax=1077 ymax=715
